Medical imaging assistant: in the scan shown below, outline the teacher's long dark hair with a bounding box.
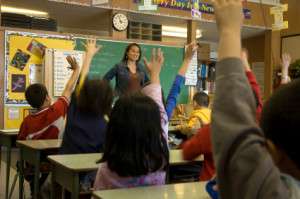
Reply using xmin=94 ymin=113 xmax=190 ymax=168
xmin=99 ymin=92 xmax=169 ymax=177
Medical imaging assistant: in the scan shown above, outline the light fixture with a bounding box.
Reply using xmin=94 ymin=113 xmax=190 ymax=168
xmin=1 ymin=6 xmax=49 ymax=17
xmin=162 ymin=25 xmax=202 ymax=38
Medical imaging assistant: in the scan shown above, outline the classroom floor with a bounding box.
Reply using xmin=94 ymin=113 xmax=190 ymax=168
xmin=0 ymin=148 xmax=31 ymax=199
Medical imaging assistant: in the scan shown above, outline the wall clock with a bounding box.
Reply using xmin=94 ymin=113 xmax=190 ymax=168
xmin=112 ymin=13 xmax=129 ymax=31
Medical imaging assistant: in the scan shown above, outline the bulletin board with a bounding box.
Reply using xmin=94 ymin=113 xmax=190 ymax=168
xmin=4 ymin=31 xmax=75 ymax=129
xmin=5 ymin=31 xmax=75 ymax=104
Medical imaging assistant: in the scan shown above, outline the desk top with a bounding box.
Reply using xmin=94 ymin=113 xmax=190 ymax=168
xmin=48 ymin=150 xmax=203 ymax=172
xmin=170 ymin=149 xmax=203 ymax=165
xmin=16 ymin=139 xmax=62 ymax=150
xmin=92 ymin=181 xmax=210 ymax=199
xmin=48 ymin=153 xmax=101 ymax=172
xmin=0 ymin=129 xmax=19 ymax=135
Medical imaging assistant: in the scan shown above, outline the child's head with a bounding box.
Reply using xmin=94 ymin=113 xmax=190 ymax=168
xmin=101 ymin=92 xmax=169 ymax=177
xmin=260 ymin=80 xmax=300 ymax=175
xmin=193 ymin=92 xmax=210 ymax=108
xmin=25 ymin=83 xmax=51 ymax=109
xmin=77 ymin=78 xmax=113 ymax=116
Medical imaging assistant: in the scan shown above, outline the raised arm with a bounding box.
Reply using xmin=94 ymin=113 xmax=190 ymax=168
xmin=165 ymin=42 xmax=198 ymax=119
xmin=280 ymin=53 xmax=291 ymax=84
xmin=211 ymin=0 xmax=288 ymax=198
xmin=142 ymin=49 xmax=168 ymax=141
xmin=61 ymin=56 xmax=81 ymax=101
xmin=76 ymin=39 xmax=101 ymax=94
xmin=241 ymin=49 xmax=263 ymax=121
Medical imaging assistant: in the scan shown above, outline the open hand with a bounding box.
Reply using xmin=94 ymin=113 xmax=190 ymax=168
xmin=212 ymin=0 xmax=243 ymax=34
xmin=66 ymin=56 xmax=79 ymax=71
xmin=82 ymin=38 xmax=102 ymax=57
xmin=281 ymin=53 xmax=291 ymax=70
xmin=185 ymin=42 xmax=198 ymax=60
xmin=143 ymin=48 xmax=164 ymax=75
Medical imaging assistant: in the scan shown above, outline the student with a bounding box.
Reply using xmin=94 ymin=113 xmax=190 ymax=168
xmin=60 ymin=39 xmax=112 ymax=154
xmin=165 ymin=42 xmax=198 ymax=120
xmin=103 ymin=43 xmax=149 ymax=96
xmin=59 ymin=39 xmax=113 ymax=190
xmin=17 ymin=55 xmax=80 ymax=197
xmin=211 ymin=0 xmax=300 ymax=198
xmin=93 ymin=48 xmax=169 ymax=190
xmin=18 ymin=57 xmax=80 ymax=140
xmin=182 ymin=50 xmax=263 ymax=182
xmin=175 ymin=91 xmax=211 ymax=136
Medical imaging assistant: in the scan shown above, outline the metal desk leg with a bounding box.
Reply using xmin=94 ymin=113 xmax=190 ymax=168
xmin=5 ymin=145 xmax=12 ymax=199
xmin=19 ymin=150 xmax=24 ymax=199
xmin=33 ymin=151 xmax=41 ymax=199
xmin=72 ymin=173 xmax=80 ymax=199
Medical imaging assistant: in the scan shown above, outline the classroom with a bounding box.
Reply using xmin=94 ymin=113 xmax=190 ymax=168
xmin=0 ymin=0 xmax=299 ymax=199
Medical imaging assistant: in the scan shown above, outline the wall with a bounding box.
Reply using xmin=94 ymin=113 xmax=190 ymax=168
xmin=281 ymin=0 xmax=300 ymax=36
xmin=242 ymin=34 xmax=265 ymax=63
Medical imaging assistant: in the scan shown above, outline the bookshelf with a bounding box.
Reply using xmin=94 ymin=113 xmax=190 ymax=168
xmin=127 ymin=21 xmax=162 ymax=41
xmin=196 ymin=61 xmax=216 ymax=94
xmin=195 ymin=43 xmax=216 ymax=95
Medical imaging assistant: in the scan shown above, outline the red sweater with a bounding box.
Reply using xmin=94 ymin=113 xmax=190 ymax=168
xmin=246 ymin=71 xmax=263 ymax=122
xmin=182 ymin=71 xmax=263 ymax=181
xmin=18 ymin=97 xmax=68 ymax=140
xmin=182 ymin=125 xmax=215 ymax=181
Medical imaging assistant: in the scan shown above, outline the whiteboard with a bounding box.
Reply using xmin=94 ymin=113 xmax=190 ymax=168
xmin=281 ymin=35 xmax=300 ymax=62
xmin=52 ymin=49 xmax=84 ymax=97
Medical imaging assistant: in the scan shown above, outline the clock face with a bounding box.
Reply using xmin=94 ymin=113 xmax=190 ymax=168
xmin=112 ymin=13 xmax=129 ymax=31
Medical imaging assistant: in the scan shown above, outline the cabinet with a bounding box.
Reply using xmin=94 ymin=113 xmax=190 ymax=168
xmin=128 ymin=21 xmax=162 ymax=41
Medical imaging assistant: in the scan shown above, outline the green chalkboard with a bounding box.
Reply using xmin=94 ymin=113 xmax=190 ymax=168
xmin=74 ymin=38 xmax=187 ymax=103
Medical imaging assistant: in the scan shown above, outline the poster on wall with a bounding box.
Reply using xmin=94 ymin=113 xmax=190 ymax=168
xmin=30 ymin=64 xmax=43 ymax=84
xmin=10 ymin=49 xmax=31 ymax=71
xmin=27 ymin=39 xmax=47 ymax=58
xmin=53 ymin=49 xmax=84 ymax=96
xmin=185 ymin=47 xmax=198 ymax=86
xmin=11 ymin=74 xmax=26 ymax=93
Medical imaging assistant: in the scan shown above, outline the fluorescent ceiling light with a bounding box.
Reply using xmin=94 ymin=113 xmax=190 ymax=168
xmin=162 ymin=25 xmax=202 ymax=38
xmin=1 ymin=6 xmax=49 ymax=17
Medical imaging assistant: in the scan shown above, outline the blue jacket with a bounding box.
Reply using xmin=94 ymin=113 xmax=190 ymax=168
xmin=103 ymin=61 xmax=149 ymax=95
xmin=60 ymin=93 xmax=106 ymax=154
xmin=166 ymin=75 xmax=185 ymax=120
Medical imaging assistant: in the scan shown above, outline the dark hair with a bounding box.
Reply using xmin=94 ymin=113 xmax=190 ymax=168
xmin=77 ymin=78 xmax=113 ymax=116
xmin=25 ymin=83 xmax=48 ymax=109
xmin=100 ymin=93 xmax=169 ymax=177
xmin=193 ymin=92 xmax=209 ymax=107
xmin=260 ymin=79 xmax=300 ymax=168
xmin=122 ymin=43 xmax=142 ymax=63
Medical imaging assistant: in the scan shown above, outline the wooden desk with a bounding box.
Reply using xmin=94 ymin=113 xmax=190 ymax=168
xmin=92 ymin=181 xmax=210 ymax=199
xmin=17 ymin=139 xmax=61 ymax=199
xmin=0 ymin=129 xmax=19 ymax=199
xmin=48 ymin=150 xmax=203 ymax=199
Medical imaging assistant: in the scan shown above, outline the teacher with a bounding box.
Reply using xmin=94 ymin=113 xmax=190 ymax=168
xmin=103 ymin=43 xmax=149 ymax=96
